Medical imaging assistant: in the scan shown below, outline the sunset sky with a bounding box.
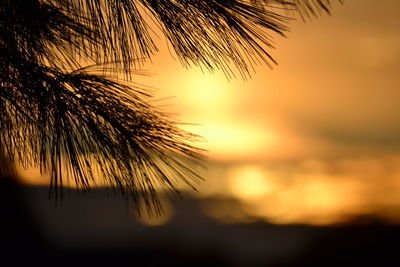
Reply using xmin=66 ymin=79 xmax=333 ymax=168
xmin=124 ymin=0 xmax=400 ymax=162
xmin=17 ymin=0 xmax=400 ymax=225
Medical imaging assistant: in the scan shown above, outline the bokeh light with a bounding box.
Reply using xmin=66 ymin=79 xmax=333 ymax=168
xmin=227 ymin=166 xmax=273 ymax=200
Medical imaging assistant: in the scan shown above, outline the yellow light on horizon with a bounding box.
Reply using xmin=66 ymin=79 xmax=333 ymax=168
xmin=228 ymin=166 xmax=273 ymax=200
xmin=182 ymin=121 xmax=278 ymax=160
xmin=16 ymin=165 xmax=49 ymax=186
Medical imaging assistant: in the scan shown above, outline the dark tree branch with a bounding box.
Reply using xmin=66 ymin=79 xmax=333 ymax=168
xmin=0 ymin=0 xmax=341 ymax=213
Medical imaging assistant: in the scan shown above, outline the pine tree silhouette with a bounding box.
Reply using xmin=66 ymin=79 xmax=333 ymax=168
xmin=0 ymin=0 xmax=341 ymax=212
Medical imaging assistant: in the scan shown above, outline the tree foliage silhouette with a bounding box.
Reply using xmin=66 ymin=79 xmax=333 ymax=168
xmin=0 ymin=0 xmax=341 ymax=213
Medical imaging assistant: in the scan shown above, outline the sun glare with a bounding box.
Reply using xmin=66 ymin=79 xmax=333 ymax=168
xmin=185 ymin=73 xmax=226 ymax=106
xmin=182 ymin=121 xmax=277 ymax=160
xmin=177 ymin=71 xmax=235 ymax=116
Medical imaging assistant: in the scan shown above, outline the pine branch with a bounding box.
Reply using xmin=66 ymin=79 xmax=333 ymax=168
xmin=50 ymin=0 xmax=342 ymax=77
xmin=0 ymin=0 xmax=342 ymax=213
xmin=1 ymin=61 xmax=205 ymax=212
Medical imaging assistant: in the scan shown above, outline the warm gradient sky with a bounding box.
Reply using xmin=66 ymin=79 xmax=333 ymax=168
xmin=138 ymin=0 xmax=400 ymax=225
xmin=131 ymin=0 xmax=400 ymax=161
xmin=18 ymin=0 xmax=400 ymax=225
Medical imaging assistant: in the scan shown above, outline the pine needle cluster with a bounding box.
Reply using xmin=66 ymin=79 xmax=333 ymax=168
xmin=0 ymin=0 xmax=340 ymax=213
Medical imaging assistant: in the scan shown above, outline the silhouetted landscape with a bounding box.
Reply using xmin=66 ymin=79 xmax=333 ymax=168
xmin=1 ymin=183 xmax=399 ymax=266
xmin=3 ymin=0 xmax=400 ymax=266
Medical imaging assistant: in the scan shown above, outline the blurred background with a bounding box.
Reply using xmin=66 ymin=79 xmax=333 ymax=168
xmin=6 ymin=0 xmax=400 ymax=266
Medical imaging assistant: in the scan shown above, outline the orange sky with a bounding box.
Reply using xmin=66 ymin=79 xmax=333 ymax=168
xmin=128 ymin=0 xmax=400 ymax=161
xmin=16 ymin=0 xmax=400 ymax=225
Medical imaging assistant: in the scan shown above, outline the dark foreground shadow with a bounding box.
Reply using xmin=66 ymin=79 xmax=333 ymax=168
xmin=280 ymin=221 xmax=400 ymax=267
xmin=0 ymin=175 xmax=47 ymax=264
xmin=1 ymin=183 xmax=400 ymax=267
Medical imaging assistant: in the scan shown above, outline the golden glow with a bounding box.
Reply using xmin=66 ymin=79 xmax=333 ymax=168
xmin=180 ymin=72 xmax=232 ymax=112
xmin=16 ymin=165 xmax=49 ymax=186
xmin=13 ymin=1 xmax=400 ymax=227
xmin=196 ymin=156 xmax=400 ymax=225
xmin=182 ymin=120 xmax=278 ymax=160
xmin=15 ymin=156 xmax=108 ymax=188
xmin=228 ymin=166 xmax=273 ymax=200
